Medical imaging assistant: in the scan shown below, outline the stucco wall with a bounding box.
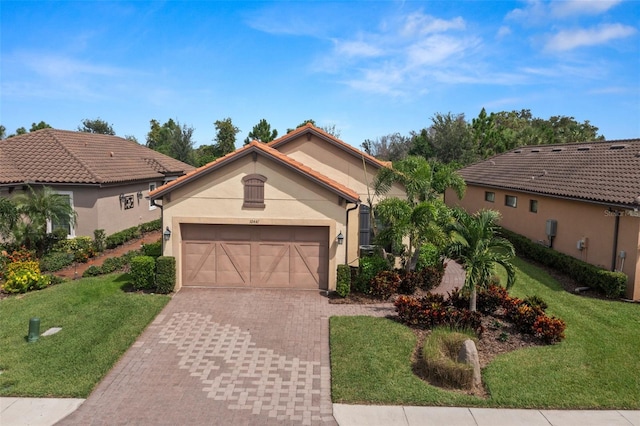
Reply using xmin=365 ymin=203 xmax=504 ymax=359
xmin=446 ymin=185 xmax=640 ymax=300
xmin=161 ymin=155 xmax=347 ymax=291
xmin=275 ymin=135 xmax=406 ymax=200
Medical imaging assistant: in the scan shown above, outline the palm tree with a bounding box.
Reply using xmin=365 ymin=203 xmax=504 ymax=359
xmin=448 ymin=209 xmax=516 ymax=311
xmin=12 ymin=186 xmax=77 ymax=254
xmin=374 ymin=197 xmax=451 ymax=270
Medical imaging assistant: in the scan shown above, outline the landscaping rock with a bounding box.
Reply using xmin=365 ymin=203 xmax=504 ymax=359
xmin=457 ymin=339 xmax=481 ymax=386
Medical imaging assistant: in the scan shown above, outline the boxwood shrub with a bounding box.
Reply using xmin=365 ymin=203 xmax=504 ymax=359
xmin=336 ymin=264 xmax=351 ymax=298
xmin=155 ymin=256 xmax=176 ymax=294
xmin=130 ymin=256 xmax=156 ymax=290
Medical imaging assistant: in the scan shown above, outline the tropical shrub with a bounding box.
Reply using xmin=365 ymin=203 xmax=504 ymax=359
xmin=420 ymin=264 xmax=446 ymax=291
xmin=140 ymin=219 xmax=161 ymax=233
xmin=354 ymin=254 xmax=389 ymax=294
xmin=93 ymin=229 xmax=106 ymax=252
xmin=397 ymin=270 xmax=421 ymax=295
xmin=394 ymin=295 xmax=482 ymax=335
xmin=54 ymin=236 xmax=95 ymax=263
xmin=130 ymin=256 xmax=155 ymax=290
xmin=336 ymin=264 xmax=351 ymax=298
xmin=155 ymin=256 xmax=176 ymax=294
xmin=532 ymin=315 xmax=566 ymax=344
xmin=2 ymin=261 xmax=50 ymax=293
xmin=369 ymin=270 xmax=401 ymax=300
xmin=39 ymin=251 xmax=74 ymax=272
xmin=82 ymin=265 xmax=103 ymax=277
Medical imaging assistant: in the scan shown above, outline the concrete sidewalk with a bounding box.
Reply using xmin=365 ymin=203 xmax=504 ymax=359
xmin=333 ymin=405 xmax=640 ymax=426
xmin=0 ymin=398 xmax=84 ymax=426
xmin=2 ymin=399 xmax=639 ymax=426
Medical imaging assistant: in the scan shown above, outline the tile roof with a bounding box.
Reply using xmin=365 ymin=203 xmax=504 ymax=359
xmin=458 ymin=139 xmax=640 ymax=207
xmin=0 ymin=129 xmax=193 ymax=185
xmin=267 ymin=123 xmax=393 ymax=169
xmin=150 ymin=141 xmax=360 ymax=203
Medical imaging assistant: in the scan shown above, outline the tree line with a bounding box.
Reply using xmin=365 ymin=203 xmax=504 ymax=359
xmin=1 ymin=109 xmax=603 ymax=168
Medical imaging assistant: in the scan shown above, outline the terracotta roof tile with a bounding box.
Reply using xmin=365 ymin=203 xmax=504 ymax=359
xmin=458 ymin=139 xmax=640 ymax=207
xmin=267 ymin=123 xmax=392 ymax=169
xmin=150 ymin=141 xmax=360 ymax=203
xmin=0 ymin=129 xmax=193 ymax=185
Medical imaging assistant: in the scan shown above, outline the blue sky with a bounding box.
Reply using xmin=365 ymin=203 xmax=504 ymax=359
xmin=1 ymin=1 xmax=638 ymax=149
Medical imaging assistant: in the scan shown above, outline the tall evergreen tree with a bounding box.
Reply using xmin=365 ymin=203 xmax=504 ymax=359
xmin=243 ymin=119 xmax=278 ymax=145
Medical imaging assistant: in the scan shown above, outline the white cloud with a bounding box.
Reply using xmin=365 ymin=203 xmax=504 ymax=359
xmin=333 ymin=39 xmax=383 ymax=58
xmin=550 ymin=0 xmax=623 ymax=17
xmin=507 ymin=0 xmax=623 ymax=23
xmin=401 ymin=12 xmax=465 ymax=36
xmin=497 ymin=26 xmax=512 ymax=38
xmin=545 ymin=23 xmax=637 ymax=51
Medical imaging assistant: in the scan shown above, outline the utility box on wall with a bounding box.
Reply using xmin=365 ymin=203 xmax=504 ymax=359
xmin=546 ymin=219 xmax=557 ymax=237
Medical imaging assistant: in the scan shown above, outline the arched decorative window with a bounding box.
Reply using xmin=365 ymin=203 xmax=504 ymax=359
xmin=242 ymin=174 xmax=267 ymax=208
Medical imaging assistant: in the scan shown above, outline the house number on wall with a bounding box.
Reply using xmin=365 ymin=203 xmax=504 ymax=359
xmin=124 ymin=196 xmax=135 ymax=210
xmin=249 ymin=219 xmax=259 ymax=224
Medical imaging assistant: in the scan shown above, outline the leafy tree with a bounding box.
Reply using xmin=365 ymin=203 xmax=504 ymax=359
xmin=193 ymin=144 xmax=218 ymax=167
xmin=243 ymin=119 xmax=278 ymax=145
xmin=320 ymin=124 xmax=341 ymax=138
xmin=0 ymin=125 xmax=5 ymax=139
xmin=14 ymin=127 xmax=27 ymax=136
xmin=286 ymin=119 xmax=315 ymax=133
xmin=410 ymin=113 xmax=476 ymax=165
xmin=169 ymin=124 xmax=195 ymax=164
xmin=12 ymin=186 xmax=77 ymax=255
xmin=0 ymin=197 xmax=18 ymax=242
xmin=78 ymin=118 xmax=115 ymax=135
xmin=213 ymin=117 xmax=240 ymax=156
xmin=448 ymin=209 xmax=516 ymax=311
xmin=362 ymin=133 xmax=411 ymax=162
xmin=124 ymin=135 xmax=139 ymax=143
xmin=30 ymin=121 xmax=52 ymax=132
xmin=146 ymin=119 xmax=180 ymax=155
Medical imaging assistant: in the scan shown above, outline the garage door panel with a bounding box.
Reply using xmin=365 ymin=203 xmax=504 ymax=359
xmin=182 ymin=225 xmax=328 ymax=289
xmin=217 ymin=243 xmax=251 ymax=284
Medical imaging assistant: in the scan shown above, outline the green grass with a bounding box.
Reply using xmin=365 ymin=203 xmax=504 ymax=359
xmin=330 ymin=257 xmax=640 ymax=408
xmin=0 ymin=274 xmax=169 ymax=397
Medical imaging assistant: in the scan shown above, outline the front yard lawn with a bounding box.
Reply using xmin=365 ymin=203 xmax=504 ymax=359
xmin=330 ymin=257 xmax=640 ymax=408
xmin=0 ymin=274 xmax=169 ymax=397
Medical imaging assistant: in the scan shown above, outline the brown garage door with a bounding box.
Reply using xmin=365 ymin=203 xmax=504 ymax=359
xmin=181 ymin=224 xmax=329 ymax=289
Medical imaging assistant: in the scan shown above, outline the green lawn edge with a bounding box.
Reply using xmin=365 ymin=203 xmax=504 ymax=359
xmin=0 ymin=274 xmax=169 ymax=398
xmin=330 ymin=257 xmax=640 ymax=409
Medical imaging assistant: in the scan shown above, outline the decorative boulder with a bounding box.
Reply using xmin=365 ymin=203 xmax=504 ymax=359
xmin=457 ymin=339 xmax=481 ymax=387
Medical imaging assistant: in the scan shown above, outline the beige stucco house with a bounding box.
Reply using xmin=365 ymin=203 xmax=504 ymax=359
xmin=0 ymin=129 xmax=193 ymax=237
xmin=445 ymin=139 xmax=640 ymax=300
xmin=149 ymin=124 xmax=405 ymax=292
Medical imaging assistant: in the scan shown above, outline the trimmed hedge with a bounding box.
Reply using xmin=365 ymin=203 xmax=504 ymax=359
xmin=501 ymin=228 xmax=627 ymax=298
xmin=336 ymin=264 xmax=351 ymax=298
xmin=142 ymin=241 xmax=162 ymax=258
xmin=155 ymin=256 xmax=176 ymax=294
xmin=130 ymin=256 xmax=156 ymax=290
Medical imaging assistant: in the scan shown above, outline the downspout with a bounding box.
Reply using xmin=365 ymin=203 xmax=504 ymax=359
xmin=345 ymin=202 xmax=360 ymax=264
xmin=611 ymin=210 xmax=620 ymax=271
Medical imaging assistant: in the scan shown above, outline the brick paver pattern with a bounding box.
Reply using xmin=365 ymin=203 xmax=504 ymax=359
xmin=58 ymin=262 xmax=464 ymax=426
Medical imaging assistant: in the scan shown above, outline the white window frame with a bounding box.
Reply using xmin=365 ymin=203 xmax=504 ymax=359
xmin=149 ymin=183 xmax=157 ymax=210
xmin=46 ymin=190 xmax=75 ymax=238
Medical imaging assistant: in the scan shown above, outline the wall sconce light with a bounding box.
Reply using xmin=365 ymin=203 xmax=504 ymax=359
xmin=137 ymin=191 xmax=143 ymax=200
xmin=163 ymin=226 xmax=172 ymax=241
xmin=119 ymin=193 xmax=125 ymax=203
xmin=336 ymin=231 xmax=344 ymax=245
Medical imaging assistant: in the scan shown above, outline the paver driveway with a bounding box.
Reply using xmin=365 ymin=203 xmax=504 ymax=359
xmin=58 ymin=288 xmax=393 ymax=426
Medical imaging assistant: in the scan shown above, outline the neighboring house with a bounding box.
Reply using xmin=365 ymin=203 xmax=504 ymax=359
xmin=150 ymin=124 xmax=405 ymax=292
xmin=0 ymin=129 xmax=193 ymax=237
xmin=444 ymin=139 xmax=640 ymax=301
